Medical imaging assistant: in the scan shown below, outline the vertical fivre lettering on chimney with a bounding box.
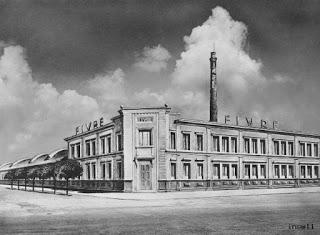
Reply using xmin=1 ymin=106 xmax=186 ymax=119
xmin=209 ymin=49 xmax=218 ymax=122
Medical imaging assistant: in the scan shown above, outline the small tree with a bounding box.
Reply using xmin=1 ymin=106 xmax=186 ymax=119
xmin=15 ymin=168 xmax=28 ymax=190
xmin=58 ymin=159 xmax=83 ymax=195
xmin=4 ymin=169 xmax=16 ymax=190
xmin=38 ymin=165 xmax=52 ymax=192
xmin=27 ymin=167 xmax=39 ymax=191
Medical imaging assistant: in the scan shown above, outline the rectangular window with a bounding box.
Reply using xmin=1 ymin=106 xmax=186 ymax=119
xmin=117 ymin=162 xmax=122 ymax=179
xmin=260 ymin=139 xmax=266 ymax=154
xmin=87 ymin=164 xmax=90 ymax=180
xmin=101 ymin=137 xmax=106 ymax=154
xmin=117 ymin=134 xmax=123 ymax=151
xmin=222 ymin=137 xmax=229 ymax=152
xmin=307 ymin=144 xmax=312 ymax=156
xmin=76 ymin=143 xmax=81 ymax=158
xmin=281 ymin=165 xmax=287 ymax=178
xmin=183 ymin=163 xmax=191 ymax=179
xmin=197 ymin=163 xmax=204 ymax=179
xmin=107 ymin=135 xmax=111 ymax=153
xmin=288 ymin=142 xmax=294 ymax=156
xmin=231 ymin=137 xmax=237 ymax=153
xmin=139 ymin=130 xmax=152 ymax=146
xmin=213 ymin=164 xmax=220 ymax=179
xmin=260 ymin=165 xmax=266 ymax=178
xmin=274 ymin=141 xmax=279 ymax=155
xmin=71 ymin=144 xmax=75 ymax=158
xmin=92 ymin=164 xmax=96 ymax=179
xmin=92 ymin=140 xmax=96 ymax=156
xmin=252 ymin=165 xmax=258 ymax=178
xmin=281 ymin=141 xmax=286 ymax=155
xmin=274 ymin=165 xmax=280 ymax=178
xmin=170 ymin=162 xmax=176 ymax=179
xmin=86 ymin=141 xmax=90 ymax=156
xmin=252 ymin=139 xmax=258 ymax=154
xmin=244 ymin=138 xmax=250 ymax=153
xmin=288 ymin=165 xmax=294 ymax=178
xmin=231 ymin=164 xmax=237 ymax=178
xmin=222 ymin=164 xmax=229 ymax=178
xmin=314 ymin=166 xmax=319 ymax=178
xmin=300 ymin=143 xmax=305 ymax=156
xmin=196 ymin=134 xmax=203 ymax=151
xmin=307 ymin=165 xmax=312 ymax=178
xmin=212 ymin=136 xmax=220 ymax=152
xmin=301 ymin=166 xmax=306 ymax=178
xmin=182 ymin=133 xmax=190 ymax=150
xmin=314 ymin=144 xmax=318 ymax=157
xmin=101 ymin=163 xmax=106 ymax=179
xmin=244 ymin=165 xmax=250 ymax=178
xmin=106 ymin=161 xmax=112 ymax=179
xmin=170 ymin=132 xmax=176 ymax=149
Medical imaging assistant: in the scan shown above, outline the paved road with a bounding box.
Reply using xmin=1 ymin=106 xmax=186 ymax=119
xmin=1 ymin=186 xmax=320 ymax=234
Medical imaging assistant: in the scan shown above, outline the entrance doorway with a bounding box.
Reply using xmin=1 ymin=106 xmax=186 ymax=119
xmin=139 ymin=162 xmax=152 ymax=190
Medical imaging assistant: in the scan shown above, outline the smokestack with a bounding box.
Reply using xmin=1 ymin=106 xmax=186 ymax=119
xmin=209 ymin=47 xmax=218 ymax=122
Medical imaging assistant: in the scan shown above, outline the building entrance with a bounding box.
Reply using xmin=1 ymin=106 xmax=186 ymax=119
xmin=139 ymin=162 xmax=152 ymax=190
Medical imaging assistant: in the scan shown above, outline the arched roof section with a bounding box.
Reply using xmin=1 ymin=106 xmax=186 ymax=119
xmin=48 ymin=149 xmax=68 ymax=160
xmin=0 ymin=162 xmax=13 ymax=171
xmin=30 ymin=153 xmax=49 ymax=163
xmin=11 ymin=158 xmax=31 ymax=167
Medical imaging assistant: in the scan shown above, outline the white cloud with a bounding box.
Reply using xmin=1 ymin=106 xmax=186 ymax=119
xmin=0 ymin=45 xmax=101 ymax=162
xmin=134 ymin=44 xmax=171 ymax=72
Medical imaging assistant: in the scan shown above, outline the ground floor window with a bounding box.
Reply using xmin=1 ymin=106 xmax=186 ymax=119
xmin=92 ymin=163 xmax=96 ymax=179
xmin=197 ymin=163 xmax=203 ymax=179
xmin=244 ymin=165 xmax=250 ymax=178
xmin=315 ymin=166 xmax=319 ymax=178
xmin=274 ymin=165 xmax=280 ymax=178
xmin=171 ymin=162 xmax=176 ymax=179
xmin=213 ymin=164 xmax=220 ymax=179
xmin=260 ymin=165 xmax=266 ymax=178
xmin=222 ymin=164 xmax=229 ymax=178
xmin=117 ymin=161 xmax=122 ymax=179
xmin=183 ymin=162 xmax=191 ymax=179
xmin=86 ymin=164 xmax=90 ymax=180
xmin=252 ymin=165 xmax=258 ymax=179
xmin=107 ymin=161 xmax=112 ymax=179
xmin=231 ymin=164 xmax=237 ymax=178
xmin=101 ymin=163 xmax=106 ymax=179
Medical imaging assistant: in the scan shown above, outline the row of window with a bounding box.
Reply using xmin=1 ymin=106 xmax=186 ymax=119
xmin=85 ymin=161 xmax=122 ymax=180
xmin=169 ymin=162 xmax=320 ymax=180
xmin=169 ymin=132 xmax=319 ymax=157
xmin=70 ymin=134 xmax=122 ymax=158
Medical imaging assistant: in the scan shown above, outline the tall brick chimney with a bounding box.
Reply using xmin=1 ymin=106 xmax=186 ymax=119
xmin=209 ymin=48 xmax=218 ymax=122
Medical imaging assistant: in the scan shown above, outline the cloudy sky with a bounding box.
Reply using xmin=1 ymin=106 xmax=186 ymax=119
xmin=1 ymin=0 xmax=320 ymax=164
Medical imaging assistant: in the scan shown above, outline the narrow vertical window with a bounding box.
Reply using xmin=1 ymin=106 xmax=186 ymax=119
xmin=244 ymin=138 xmax=250 ymax=153
xmin=101 ymin=137 xmax=106 ymax=154
xmin=117 ymin=162 xmax=122 ymax=179
xmin=281 ymin=141 xmax=286 ymax=155
xmin=87 ymin=164 xmax=91 ymax=180
xmin=307 ymin=144 xmax=312 ymax=156
xmin=274 ymin=165 xmax=280 ymax=178
xmin=106 ymin=161 xmax=112 ymax=179
xmin=182 ymin=133 xmax=190 ymax=150
xmin=222 ymin=137 xmax=229 ymax=152
xmin=92 ymin=140 xmax=96 ymax=156
xmin=300 ymin=143 xmax=305 ymax=156
xmin=86 ymin=141 xmax=90 ymax=156
xmin=212 ymin=136 xmax=220 ymax=152
xmin=288 ymin=142 xmax=294 ymax=156
xmin=183 ymin=163 xmax=191 ymax=179
xmin=252 ymin=139 xmax=258 ymax=154
xmin=307 ymin=165 xmax=312 ymax=178
xmin=274 ymin=141 xmax=279 ymax=155
xmin=314 ymin=166 xmax=319 ymax=178
xmin=139 ymin=130 xmax=152 ymax=146
xmin=301 ymin=166 xmax=306 ymax=178
xmin=314 ymin=144 xmax=318 ymax=157
xmin=281 ymin=165 xmax=286 ymax=178
xmin=244 ymin=165 xmax=250 ymax=178
xmin=222 ymin=164 xmax=229 ymax=178
xmin=170 ymin=162 xmax=176 ymax=179
xmin=107 ymin=135 xmax=111 ymax=153
xmin=76 ymin=143 xmax=81 ymax=158
xmin=231 ymin=137 xmax=237 ymax=153
xmin=71 ymin=144 xmax=75 ymax=158
xmin=170 ymin=132 xmax=176 ymax=149
xmin=92 ymin=163 xmax=96 ymax=179
xmin=117 ymin=134 xmax=123 ymax=151
xmin=231 ymin=164 xmax=237 ymax=178
xmin=101 ymin=163 xmax=106 ymax=179
xmin=260 ymin=165 xmax=266 ymax=178
xmin=197 ymin=163 xmax=203 ymax=179
xmin=260 ymin=139 xmax=266 ymax=154
xmin=213 ymin=164 xmax=220 ymax=179
xmin=288 ymin=165 xmax=294 ymax=178
xmin=196 ymin=134 xmax=203 ymax=151
xmin=252 ymin=165 xmax=258 ymax=178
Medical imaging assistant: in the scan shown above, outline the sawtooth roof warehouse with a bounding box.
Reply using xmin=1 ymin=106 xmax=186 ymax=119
xmin=1 ymin=50 xmax=320 ymax=192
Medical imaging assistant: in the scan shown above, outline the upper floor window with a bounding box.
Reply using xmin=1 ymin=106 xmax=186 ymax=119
xmin=101 ymin=136 xmax=106 ymax=154
xmin=260 ymin=139 xmax=266 ymax=154
xmin=212 ymin=136 xmax=220 ymax=152
xmin=85 ymin=139 xmax=96 ymax=156
xmin=231 ymin=137 xmax=237 ymax=153
xmin=196 ymin=134 xmax=203 ymax=151
xmin=252 ymin=139 xmax=258 ymax=154
xmin=222 ymin=137 xmax=229 ymax=152
xmin=182 ymin=133 xmax=190 ymax=150
xmin=281 ymin=141 xmax=286 ymax=155
xmin=170 ymin=132 xmax=176 ymax=149
xmin=244 ymin=138 xmax=250 ymax=153
xmin=100 ymin=135 xmax=112 ymax=154
xmin=288 ymin=142 xmax=294 ymax=156
xmin=116 ymin=134 xmax=123 ymax=151
xmin=314 ymin=144 xmax=318 ymax=157
xmin=274 ymin=141 xmax=279 ymax=155
xmin=139 ymin=130 xmax=152 ymax=146
xmin=299 ymin=142 xmax=306 ymax=156
xmin=307 ymin=143 xmax=312 ymax=156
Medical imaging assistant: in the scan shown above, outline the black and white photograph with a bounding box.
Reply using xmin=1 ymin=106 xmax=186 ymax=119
xmin=1 ymin=0 xmax=320 ymax=234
